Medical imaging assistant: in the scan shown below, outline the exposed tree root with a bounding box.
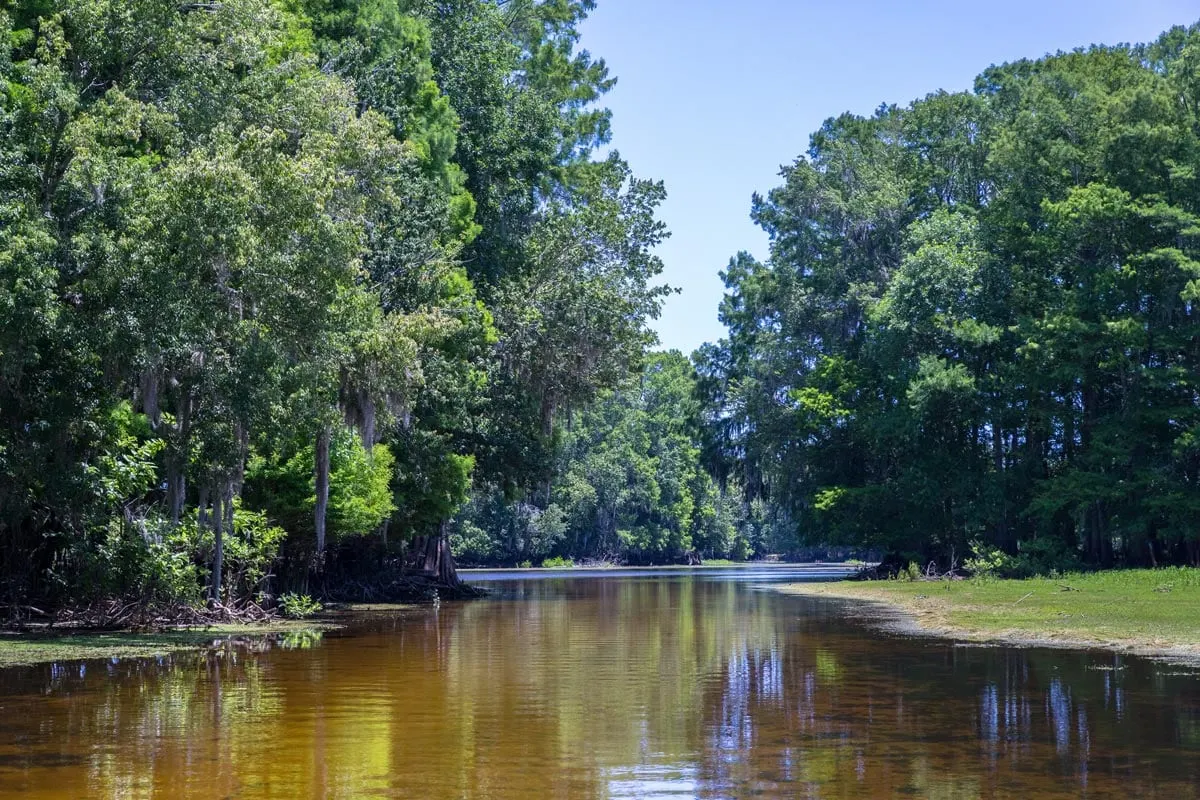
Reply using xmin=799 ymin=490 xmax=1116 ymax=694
xmin=5 ymin=598 xmax=276 ymax=631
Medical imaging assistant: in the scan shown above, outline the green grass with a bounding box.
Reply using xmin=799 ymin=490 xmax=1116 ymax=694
xmin=0 ymin=619 xmax=337 ymax=669
xmin=779 ymin=568 xmax=1200 ymax=658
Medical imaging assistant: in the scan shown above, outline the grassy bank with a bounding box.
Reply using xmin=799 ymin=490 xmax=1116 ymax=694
xmin=0 ymin=619 xmax=340 ymax=669
xmin=778 ymin=568 xmax=1200 ymax=661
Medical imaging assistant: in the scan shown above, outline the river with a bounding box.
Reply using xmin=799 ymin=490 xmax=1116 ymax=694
xmin=0 ymin=565 xmax=1197 ymax=798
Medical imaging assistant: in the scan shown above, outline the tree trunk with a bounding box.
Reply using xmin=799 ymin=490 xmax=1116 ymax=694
xmin=1086 ymin=501 xmax=1112 ymax=567
xmin=167 ymin=459 xmax=185 ymax=527
xmin=168 ymin=385 xmax=192 ymax=528
xmin=223 ymin=484 xmax=234 ymax=539
xmin=314 ymin=425 xmax=331 ymax=558
xmin=361 ymin=391 xmax=376 ymax=448
xmin=210 ymin=489 xmax=224 ymax=603
xmin=198 ymin=485 xmax=210 ymax=530
xmin=407 ymin=522 xmax=461 ymax=588
xmin=141 ymin=368 xmax=160 ymax=428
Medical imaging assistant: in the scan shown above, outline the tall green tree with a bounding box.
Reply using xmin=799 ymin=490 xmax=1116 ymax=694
xmin=0 ymin=0 xmax=671 ymax=605
xmin=707 ymin=23 xmax=1200 ymax=572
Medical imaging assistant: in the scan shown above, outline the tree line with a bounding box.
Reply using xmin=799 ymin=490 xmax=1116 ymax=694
xmin=450 ymin=350 xmax=794 ymax=566
xmin=701 ymin=22 xmax=1200 ymax=575
xmin=7 ymin=3 xmax=1199 ymax=604
xmin=0 ymin=0 xmax=672 ymax=608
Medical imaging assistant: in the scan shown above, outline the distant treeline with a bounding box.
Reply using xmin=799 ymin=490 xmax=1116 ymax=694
xmin=698 ymin=22 xmax=1200 ymax=575
xmin=451 ymin=351 xmax=797 ymax=566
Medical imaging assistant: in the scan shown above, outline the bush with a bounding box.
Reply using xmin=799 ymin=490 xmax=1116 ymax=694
xmin=47 ymin=516 xmax=204 ymax=607
xmin=1012 ymin=536 xmax=1082 ymax=577
xmin=279 ymin=592 xmax=322 ymax=619
xmin=449 ymin=518 xmax=497 ymax=564
xmin=541 ymin=555 xmax=574 ymax=568
xmin=966 ymin=537 xmax=1083 ymax=579
xmin=965 ymin=541 xmax=1013 ymax=580
xmin=172 ymin=501 xmax=287 ymax=600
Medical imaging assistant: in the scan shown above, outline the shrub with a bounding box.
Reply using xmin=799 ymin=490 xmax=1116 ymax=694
xmin=966 ymin=537 xmax=1083 ymax=579
xmin=279 ymin=592 xmax=322 ymax=619
xmin=541 ymin=555 xmax=574 ymax=568
xmin=965 ymin=541 xmax=1014 ymax=580
xmin=1011 ymin=536 xmax=1082 ymax=577
xmin=171 ymin=501 xmax=287 ymax=600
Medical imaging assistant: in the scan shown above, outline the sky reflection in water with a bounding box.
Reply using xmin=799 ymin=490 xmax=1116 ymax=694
xmin=0 ymin=568 xmax=1198 ymax=798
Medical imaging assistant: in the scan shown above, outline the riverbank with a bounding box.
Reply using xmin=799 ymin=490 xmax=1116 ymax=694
xmin=0 ymin=617 xmax=354 ymax=669
xmin=778 ymin=568 xmax=1200 ymax=662
xmin=459 ymin=560 xmax=861 ymax=573
xmin=0 ymin=601 xmax=438 ymax=669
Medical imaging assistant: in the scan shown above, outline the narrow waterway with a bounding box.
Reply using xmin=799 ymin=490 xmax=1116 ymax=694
xmin=0 ymin=566 xmax=1198 ymax=798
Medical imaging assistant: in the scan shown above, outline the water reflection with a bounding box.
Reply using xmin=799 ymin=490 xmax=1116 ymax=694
xmin=0 ymin=576 xmax=1198 ymax=798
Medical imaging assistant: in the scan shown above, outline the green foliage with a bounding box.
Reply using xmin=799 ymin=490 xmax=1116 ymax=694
xmin=1009 ymin=537 xmax=1084 ymax=578
xmin=549 ymin=351 xmax=711 ymax=563
xmin=329 ymin=435 xmax=396 ymax=538
xmin=729 ymin=535 xmax=751 ymax=563
xmin=449 ymin=490 xmax=565 ymax=564
xmin=49 ymin=519 xmax=204 ymax=607
xmin=705 ymin=22 xmax=1200 ymax=572
xmin=244 ymin=427 xmax=396 ymax=546
xmin=541 ymin=555 xmax=573 ymax=568
xmin=278 ymin=592 xmax=323 ymax=619
xmin=172 ymin=502 xmax=288 ymax=599
xmin=964 ymin=541 xmax=1013 ymax=580
xmin=454 ymin=351 xmax=760 ymax=565
xmin=391 ymin=433 xmax=476 ymax=537
xmin=84 ymin=402 xmax=165 ymax=508
xmin=0 ymin=0 xmax=667 ymax=605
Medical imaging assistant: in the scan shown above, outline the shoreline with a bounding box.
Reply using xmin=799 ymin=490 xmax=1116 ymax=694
xmin=775 ymin=573 xmax=1200 ymax=665
xmin=0 ymin=602 xmax=433 ymax=669
xmin=0 ymin=613 xmax=381 ymax=670
xmin=459 ymin=561 xmax=863 ymax=573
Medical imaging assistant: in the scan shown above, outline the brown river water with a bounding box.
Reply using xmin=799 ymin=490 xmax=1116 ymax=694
xmin=0 ymin=565 xmax=1198 ymax=798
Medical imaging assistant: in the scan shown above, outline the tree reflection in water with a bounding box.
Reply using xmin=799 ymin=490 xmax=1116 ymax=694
xmin=0 ymin=575 xmax=1198 ymax=798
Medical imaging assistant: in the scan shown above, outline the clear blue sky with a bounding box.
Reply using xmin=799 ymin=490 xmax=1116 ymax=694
xmin=577 ymin=0 xmax=1200 ymax=354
